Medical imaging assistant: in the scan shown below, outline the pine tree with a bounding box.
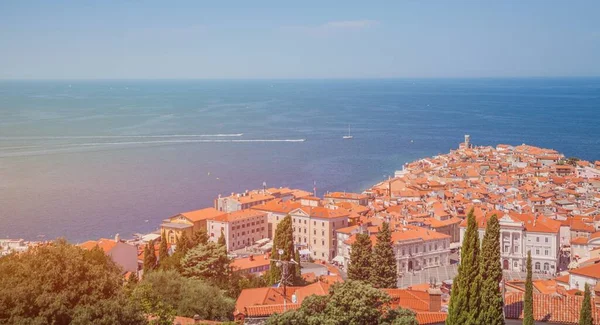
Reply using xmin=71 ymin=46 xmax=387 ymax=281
xmin=217 ymin=230 xmax=227 ymax=248
xmin=370 ymin=222 xmax=397 ymax=288
xmin=268 ymin=215 xmax=298 ymax=285
xmin=191 ymin=229 xmax=208 ymax=247
xmin=295 ymin=248 xmax=302 ymax=279
xmin=523 ymin=251 xmax=534 ymax=325
xmin=347 ymin=233 xmax=372 ymax=281
xmin=579 ymin=283 xmax=593 ymax=325
xmin=143 ymin=240 xmax=157 ymax=274
xmin=447 ymin=208 xmax=481 ymax=325
xmin=158 ymin=237 xmax=168 ymax=264
xmin=477 ymin=214 xmax=504 ymax=325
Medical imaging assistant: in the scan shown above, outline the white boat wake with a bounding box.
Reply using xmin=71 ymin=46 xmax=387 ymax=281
xmin=0 ymin=134 xmax=244 ymax=140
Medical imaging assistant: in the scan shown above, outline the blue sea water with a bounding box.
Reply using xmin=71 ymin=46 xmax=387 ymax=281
xmin=0 ymin=78 xmax=599 ymax=242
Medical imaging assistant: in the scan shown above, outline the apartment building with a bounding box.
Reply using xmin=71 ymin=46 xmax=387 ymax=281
xmin=207 ymin=209 xmax=268 ymax=251
xmin=324 ymin=192 xmax=369 ymax=206
xmin=214 ymin=190 xmax=275 ymax=213
xmin=289 ymin=206 xmax=350 ymax=260
xmin=161 ymin=207 xmax=226 ymax=244
xmin=251 ymin=199 xmax=301 ymax=239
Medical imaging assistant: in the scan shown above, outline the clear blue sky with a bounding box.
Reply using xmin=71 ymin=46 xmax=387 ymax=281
xmin=1 ymin=1 xmax=599 ymax=79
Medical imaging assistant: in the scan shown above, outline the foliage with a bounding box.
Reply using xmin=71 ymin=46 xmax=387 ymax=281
xmin=477 ymin=214 xmax=504 ymax=325
xmin=218 ymin=229 xmax=227 ymax=248
xmin=371 ymin=222 xmax=397 ymax=288
xmin=579 ymin=283 xmax=593 ymax=325
xmin=266 ymin=281 xmax=417 ymax=325
xmin=144 ymin=240 xmax=157 ymax=273
xmin=347 ymin=233 xmax=373 ymax=281
xmin=158 ymin=237 xmax=169 ymax=264
xmin=268 ymin=215 xmax=300 ymax=285
xmin=132 ymin=270 xmax=234 ymax=321
xmin=191 ymin=229 xmax=209 ymax=247
xmin=158 ymin=250 xmax=184 ymax=272
xmin=176 ymin=232 xmax=190 ymax=255
xmin=523 ymin=251 xmax=534 ymax=325
xmin=181 ymin=241 xmax=231 ymax=287
xmin=447 ymin=208 xmax=481 ymax=325
xmin=0 ymin=239 xmax=146 ymax=325
xmin=226 ymin=272 xmax=268 ymax=299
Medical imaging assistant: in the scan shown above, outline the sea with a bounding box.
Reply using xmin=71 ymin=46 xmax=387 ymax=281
xmin=0 ymin=78 xmax=599 ymax=242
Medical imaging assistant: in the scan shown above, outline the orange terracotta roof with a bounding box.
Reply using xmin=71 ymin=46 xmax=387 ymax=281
xmin=296 ymin=206 xmax=350 ymax=219
xmin=245 ymin=303 xmax=301 ymax=317
xmin=569 ymin=263 xmax=600 ymax=279
xmin=178 ymin=207 xmax=226 ymax=222
xmin=251 ymin=199 xmax=301 ymax=214
xmin=571 ymin=237 xmax=588 ymax=245
xmin=79 ymin=238 xmax=117 ymax=253
xmin=504 ymin=292 xmax=600 ymax=324
xmin=416 ymin=312 xmax=448 ymax=325
xmin=212 ymin=209 xmax=267 ymax=222
xmin=555 ymin=273 xmax=570 ymax=284
xmin=325 ymin=192 xmax=368 ymax=200
xmin=231 ymin=255 xmax=271 ymax=271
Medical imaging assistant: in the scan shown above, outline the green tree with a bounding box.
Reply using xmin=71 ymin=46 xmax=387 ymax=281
xmin=267 ymin=281 xmax=417 ymax=325
xmin=477 ymin=214 xmax=504 ymax=325
xmin=447 ymin=208 xmax=481 ymax=325
xmin=371 ymin=222 xmax=397 ymax=288
xmin=579 ymin=283 xmax=593 ymax=325
xmin=144 ymin=240 xmax=157 ymax=273
xmin=0 ymin=239 xmax=146 ymax=325
xmin=268 ymin=215 xmax=299 ymax=285
xmin=133 ymin=270 xmax=234 ymax=321
xmin=348 ymin=233 xmax=373 ymax=281
xmin=158 ymin=237 xmax=169 ymax=264
xmin=181 ymin=241 xmax=231 ymax=287
xmin=218 ymin=229 xmax=227 ymax=248
xmin=227 ymin=272 xmax=268 ymax=299
xmin=295 ymin=248 xmax=302 ymax=279
xmin=191 ymin=229 xmax=209 ymax=247
xmin=523 ymin=250 xmax=534 ymax=325
xmin=177 ymin=232 xmax=190 ymax=255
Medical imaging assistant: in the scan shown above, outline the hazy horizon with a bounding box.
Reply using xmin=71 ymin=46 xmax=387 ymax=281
xmin=1 ymin=1 xmax=599 ymax=79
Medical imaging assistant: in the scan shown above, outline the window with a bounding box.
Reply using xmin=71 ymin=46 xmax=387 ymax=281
xmin=535 ymin=262 xmax=540 ymax=270
xmin=536 ymin=237 xmax=539 ymax=242
xmin=322 ymin=240 xmax=325 ymax=246
xmin=313 ymin=239 xmax=316 ymax=244
xmin=435 ymin=244 xmax=438 ymax=250
xmin=322 ymin=230 xmax=325 ymax=236
xmin=402 ymin=249 xmax=405 ymax=256
xmin=435 ymin=257 xmax=439 ymax=264
xmin=429 ymin=244 xmax=432 ymax=251
xmin=543 ymin=263 xmax=550 ymax=271
xmin=304 ymin=228 xmax=307 ymax=234
xmin=545 ymin=237 xmax=549 ymax=243
xmin=314 ymin=221 xmax=316 ymax=226
xmin=322 ymin=222 xmax=325 ymax=226
xmin=536 ymin=249 xmax=540 ymax=255
xmin=314 ymin=230 xmax=316 ymax=235
xmin=544 ymin=250 xmax=549 ymax=256
xmin=304 ymin=220 xmax=306 ymax=224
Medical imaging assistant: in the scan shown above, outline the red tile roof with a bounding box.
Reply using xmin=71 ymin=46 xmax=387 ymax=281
xmin=245 ymin=303 xmax=301 ymax=317
xmin=213 ymin=209 xmax=267 ymax=222
xmin=178 ymin=207 xmax=226 ymax=222
xmin=504 ymin=292 xmax=600 ymax=324
xmin=569 ymin=263 xmax=600 ymax=279
xmin=416 ymin=312 xmax=447 ymax=325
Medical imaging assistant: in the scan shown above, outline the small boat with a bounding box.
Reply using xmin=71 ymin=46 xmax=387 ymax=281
xmin=343 ymin=125 xmax=353 ymax=139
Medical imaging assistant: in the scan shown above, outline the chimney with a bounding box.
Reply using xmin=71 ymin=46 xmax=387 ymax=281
xmin=193 ymin=314 xmax=201 ymax=323
xmin=427 ymin=288 xmax=443 ymax=312
xmin=114 ymin=233 xmax=120 ymax=242
xmin=249 ymin=255 xmax=254 ymax=261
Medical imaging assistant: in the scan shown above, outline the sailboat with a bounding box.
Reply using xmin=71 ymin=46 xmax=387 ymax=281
xmin=343 ymin=125 xmax=353 ymax=139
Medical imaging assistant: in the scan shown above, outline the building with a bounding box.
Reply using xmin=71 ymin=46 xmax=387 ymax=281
xmin=207 ymin=209 xmax=268 ymax=251
xmin=339 ymin=225 xmax=451 ymax=274
xmin=324 ymin=192 xmax=369 ymax=206
xmin=568 ymin=263 xmax=600 ymax=292
xmin=504 ymin=291 xmax=600 ymax=325
xmin=571 ymin=231 xmax=600 ymax=262
xmin=251 ymin=199 xmax=301 ymax=239
xmin=214 ymin=190 xmax=275 ymax=213
xmin=79 ymin=235 xmax=138 ymax=273
xmin=460 ymin=211 xmax=561 ymax=273
xmin=160 ymin=207 xmax=226 ymax=244
xmin=288 ymin=206 xmax=350 ymax=260
xmin=231 ymin=254 xmax=271 ymax=275
xmin=0 ymin=238 xmax=29 ymax=256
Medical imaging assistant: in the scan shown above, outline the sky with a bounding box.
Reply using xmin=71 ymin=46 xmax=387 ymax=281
xmin=1 ymin=1 xmax=599 ymax=79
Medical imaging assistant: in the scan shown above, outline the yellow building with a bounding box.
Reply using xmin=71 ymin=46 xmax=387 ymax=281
xmin=161 ymin=207 xmax=226 ymax=244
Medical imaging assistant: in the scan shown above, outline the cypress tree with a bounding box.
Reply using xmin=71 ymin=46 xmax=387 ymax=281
xmin=217 ymin=230 xmax=227 ymax=248
xmin=478 ymin=214 xmax=504 ymax=325
xmin=295 ymin=248 xmax=302 ymax=279
xmin=370 ymin=222 xmax=397 ymax=288
xmin=579 ymin=283 xmax=593 ymax=325
xmin=143 ymin=240 xmax=157 ymax=273
xmin=347 ymin=233 xmax=372 ymax=281
xmin=158 ymin=237 xmax=169 ymax=263
xmin=447 ymin=208 xmax=480 ymax=325
xmin=191 ymin=229 xmax=208 ymax=247
xmin=177 ymin=232 xmax=190 ymax=255
xmin=523 ymin=251 xmax=534 ymax=325
xmin=268 ymin=215 xmax=298 ymax=285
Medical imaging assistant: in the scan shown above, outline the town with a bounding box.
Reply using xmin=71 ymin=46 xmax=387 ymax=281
xmin=3 ymin=136 xmax=600 ymax=325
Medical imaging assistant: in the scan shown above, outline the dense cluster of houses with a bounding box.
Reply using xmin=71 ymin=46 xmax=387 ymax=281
xmin=4 ymin=135 xmax=600 ymax=324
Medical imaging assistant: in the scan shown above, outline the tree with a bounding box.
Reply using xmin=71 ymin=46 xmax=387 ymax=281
xmin=227 ymin=272 xmax=268 ymax=299
xmin=268 ymin=215 xmax=299 ymax=285
xmin=191 ymin=229 xmax=209 ymax=247
xmin=218 ymin=230 xmax=227 ymax=248
xmin=266 ymin=281 xmax=417 ymax=325
xmin=348 ymin=233 xmax=373 ymax=281
xmin=0 ymin=239 xmax=146 ymax=324
xmin=523 ymin=251 xmax=534 ymax=325
xmin=158 ymin=237 xmax=169 ymax=264
xmin=477 ymin=214 xmax=504 ymax=325
xmin=371 ymin=222 xmax=397 ymax=288
xmin=144 ymin=240 xmax=157 ymax=273
xmin=181 ymin=241 xmax=231 ymax=287
xmin=132 ymin=270 xmax=234 ymax=321
xmin=295 ymin=248 xmax=302 ymax=279
xmin=579 ymin=283 xmax=593 ymax=325
xmin=447 ymin=208 xmax=481 ymax=325
xmin=177 ymin=232 xmax=190 ymax=255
